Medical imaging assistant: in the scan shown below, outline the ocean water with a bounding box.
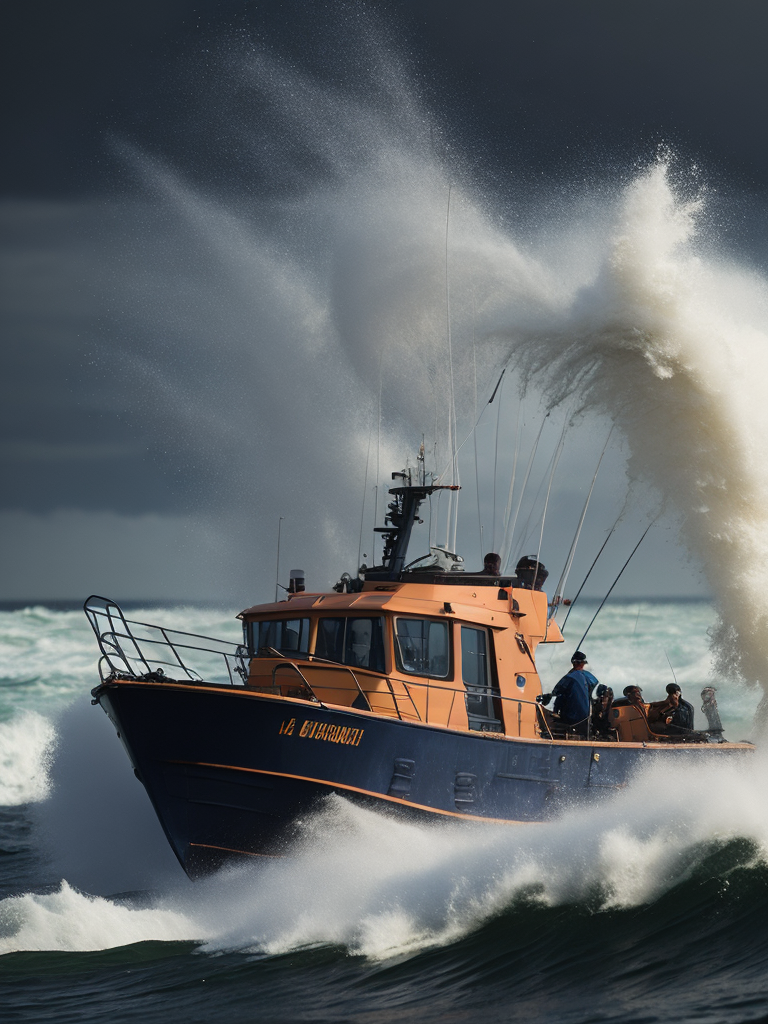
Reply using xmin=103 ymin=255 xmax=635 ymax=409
xmin=1 ymin=600 xmax=766 ymax=1024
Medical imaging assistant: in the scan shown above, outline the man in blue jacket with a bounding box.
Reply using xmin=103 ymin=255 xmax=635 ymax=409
xmin=539 ymin=651 xmax=597 ymax=734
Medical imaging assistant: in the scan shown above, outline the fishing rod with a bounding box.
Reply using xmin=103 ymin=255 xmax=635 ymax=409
xmin=500 ymin=413 xmax=550 ymax=571
xmin=550 ymin=429 xmax=613 ymax=618
xmin=576 ymin=518 xmax=657 ymax=650
xmin=664 ymin=650 xmax=679 ymax=688
xmin=448 ymin=363 xmax=508 ymax=468
xmin=561 ymin=507 xmax=624 ymax=632
xmin=488 ymin=367 xmax=505 ymax=403
xmin=491 ymin=370 xmax=506 ymax=550
xmin=532 ymin=419 xmax=568 ymax=589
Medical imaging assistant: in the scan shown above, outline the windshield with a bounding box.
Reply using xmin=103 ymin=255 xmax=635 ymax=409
xmin=250 ymin=618 xmax=310 ymax=657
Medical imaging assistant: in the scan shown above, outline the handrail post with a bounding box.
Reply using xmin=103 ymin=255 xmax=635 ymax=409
xmin=272 ymin=662 xmax=324 ymax=705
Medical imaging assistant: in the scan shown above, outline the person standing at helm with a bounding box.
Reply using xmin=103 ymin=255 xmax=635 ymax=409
xmin=570 ymin=651 xmax=598 ymax=694
xmin=539 ymin=651 xmax=597 ymax=734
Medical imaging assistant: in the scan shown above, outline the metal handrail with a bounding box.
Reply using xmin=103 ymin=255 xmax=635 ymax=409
xmin=271 ymin=661 xmax=323 ymax=704
xmin=83 ymin=597 xmax=597 ymax=738
xmin=255 ymin=654 xmax=539 ymax=728
xmin=84 ymin=595 xmax=247 ymax=687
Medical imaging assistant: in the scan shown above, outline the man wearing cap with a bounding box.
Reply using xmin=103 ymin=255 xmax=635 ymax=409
xmin=539 ymin=652 xmax=598 ymax=734
xmin=666 ymin=683 xmax=695 ymax=732
xmin=648 ymin=683 xmax=697 ymax=735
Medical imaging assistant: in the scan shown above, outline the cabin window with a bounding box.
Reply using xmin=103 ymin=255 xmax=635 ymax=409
xmin=251 ymin=618 xmax=310 ymax=657
xmin=314 ymin=616 xmax=386 ymax=673
xmin=394 ymin=618 xmax=451 ymax=679
xmin=461 ymin=625 xmax=501 ymax=731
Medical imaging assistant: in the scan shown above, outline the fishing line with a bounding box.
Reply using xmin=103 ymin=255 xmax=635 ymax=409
xmin=501 ymin=413 xmax=550 ymax=571
xmin=551 ymin=428 xmax=613 ymax=617
xmin=561 ymin=507 xmax=624 ymax=632
xmin=633 ymin=604 xmax=642 ymax=636
xmin=373 ymin=350 xmax=383 ymax=563
xmin=472 ymin=341 xmax=483 ymax=564
xmin=576 ymin=518 xmax=657 ymax=650
xmin=507 ymin=412 xmax=566 ymax=568
xmin=500 ymin=397 xmax=522 ymax=561
xmin=664 ymin=650 xmax=679 ymax=688
xmin=533 ymin=418 xmax=568 ymax=588
xmin=491 ymin=370 xmax=506 ymax=551
xmin=444 ymin=183 xmax=458 ymax=550
xmin=444 ymin=360 xmax=512 ymax=471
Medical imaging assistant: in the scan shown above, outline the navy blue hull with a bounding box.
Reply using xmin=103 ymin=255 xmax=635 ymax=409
xmin=95 ymin=681 xmax=748 ymax=877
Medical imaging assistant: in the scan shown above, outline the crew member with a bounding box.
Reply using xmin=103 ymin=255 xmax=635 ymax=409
xmin=648 ymin=684 xmax=701 ymax=738
xmin=665 ymin=683 xmax=695 ymax=731
xmin=647 ymin=688 xmax=681 ymax=734
xmin=539 ymin=651 xmax=595 ymax=734
xmin=571 ymin=651 xmax=599 ymax=693
xmin=480 ymin=552 xmax=501 ymax=576
xmin=591 ymin=683 xmax=615 ymax=738
xmin=623 ymin=685 xmax=645 ymax=708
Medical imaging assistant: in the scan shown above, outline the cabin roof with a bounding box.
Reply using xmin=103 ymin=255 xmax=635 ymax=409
xmin=238 ymin=580 xmax=558 ymax=641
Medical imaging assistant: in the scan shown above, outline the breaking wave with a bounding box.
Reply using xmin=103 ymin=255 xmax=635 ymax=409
xmin=3 ymin=751 xmax=768 ymax=958
xmin=0 ymin=713 xmax=55 ymax=806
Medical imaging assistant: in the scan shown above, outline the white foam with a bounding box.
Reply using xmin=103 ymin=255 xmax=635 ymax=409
xmin=3 ymin=752 xmax=768 ymax=959
xmin=0 ymin=881 xmax=197 ymax=953
xmin=165 ymin=752 xmax=768 ymax=960
xmin=0 ymin=712 xmax=55 ymax=805
xmin=492 ymin=162 xmax=768 ymax=701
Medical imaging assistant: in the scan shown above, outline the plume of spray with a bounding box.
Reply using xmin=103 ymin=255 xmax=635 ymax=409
xmin=106 ymin=19 xmax=768 ymax=711
xmin=105 ymin=25 xmax=555 ymax=600
xmin=489 ymin=159 xmax=768 ymax=707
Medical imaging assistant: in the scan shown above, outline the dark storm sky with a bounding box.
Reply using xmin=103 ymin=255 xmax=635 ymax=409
xmin=2 ymin=0 xmax=768 ymax=599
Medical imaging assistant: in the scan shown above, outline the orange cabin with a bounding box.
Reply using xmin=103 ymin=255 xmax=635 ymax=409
xmin=239 ymin=578 xmax=563 ymax=740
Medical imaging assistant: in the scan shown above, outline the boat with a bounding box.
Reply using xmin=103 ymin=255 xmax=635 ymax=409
xmin=86 ymin=462 xmax=754 ymax=878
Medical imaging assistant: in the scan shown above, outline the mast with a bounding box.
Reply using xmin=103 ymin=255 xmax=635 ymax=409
xmin=367 ymin=469 xmax=459 ymax=580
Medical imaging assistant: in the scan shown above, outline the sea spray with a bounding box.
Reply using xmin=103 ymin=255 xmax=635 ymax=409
xmin=0 ymin=712 xmax=55 ymax=805
xmin=31 ymin=700 xmax=184 ymax=894
xmin=0 ymin=880 xmax=196 ymax=953
xmin=81 ymin=29 xmax=768 ymax=692
xmin=3 ymin=750 xmax=768 ymax=958
xmin=489 ymin=161 xmax=768 ymax=700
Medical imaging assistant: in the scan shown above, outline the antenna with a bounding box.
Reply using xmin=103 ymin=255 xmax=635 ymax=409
xmin=358 ymin=411 xmax=375 ymax=569
xmin=444 ymin=183 xmax=459 ymax=551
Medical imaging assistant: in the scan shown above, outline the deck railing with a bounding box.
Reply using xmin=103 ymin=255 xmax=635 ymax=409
xmin=84 ymin=596 xmax=554 ymax=735
xmin=84 ymin=595 xmax=248 ymax=688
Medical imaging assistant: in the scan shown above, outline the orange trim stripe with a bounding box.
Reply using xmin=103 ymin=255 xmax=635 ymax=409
xmin=169 ymin=759 xmax=535 ymax=825
xmin=188 ymin=842 xmax=283 ymax=859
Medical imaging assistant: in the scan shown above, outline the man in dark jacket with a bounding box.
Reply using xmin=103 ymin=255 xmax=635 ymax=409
xmin=665 ymin=683 xmax=695 ymax=731
xmin=648 ymin=683 xmax=697 ymax=736
xmin=539 ymin=651 xmax=596 ymax=734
